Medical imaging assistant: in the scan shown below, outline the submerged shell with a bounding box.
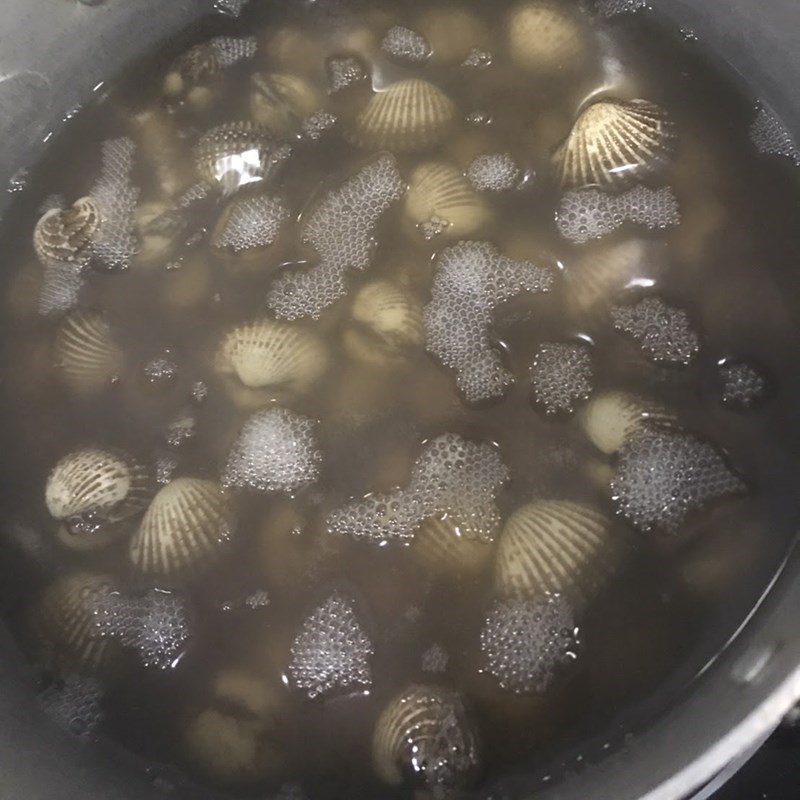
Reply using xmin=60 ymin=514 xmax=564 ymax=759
xmin=53 ymin=311 xmax=123 ymax=393
xmin=33 ymin=197 xmax=99 ymax=264
xmin=250 ymin=72 xmax=323 ymax=137
xmin=32 ymin=572 xmax=115 ymax=670
xmin=349 ymin=79 xmax=456 ymax=153
xmin=405 ymin=162 xmax=490 ymax=241
xmin=494 ymin=500 xmax=620 ymax=604
xmin=216 ymin=318 xmax=328 ymax=393
xmin=554 ymin=99 xmax=676 ymax=189
xmin=372 ymin=684 xmax=481 ymax=789
xmin=412 ymin=515 xmax=494 ymax=576
xmin=579 ymin=390 xmax=677 ymax=454
xmin=507 ymin=1 xmax=587 ymax=73
xmin=129 ymin=478 xmax=236 ymax=575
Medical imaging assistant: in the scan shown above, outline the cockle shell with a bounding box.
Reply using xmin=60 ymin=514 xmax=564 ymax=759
xmin=349 ymin=79 xmax=456 ymax=153
xmin=53 ymin=311 xmax=123 ymax=393
xmin=372 ymin=684 xmax=481 ymax=789
xmin=494 ymin=500 xmax=620 ymax=604
xmin=553 ymin=99 xmax=676 ymax=189
xmin=216 ymin=318 xmax=328 ymax=393
xmin=579 ymin=390 xmax=677 ymax=454
xmin=405 ymin=162 xmax=490 ymax=241
xmin=129 ymin=478 xmax=236 ymax=575
xmin=33 ymin=197 xmax=99 ymax=264
xmin=250 ymin=72 xmax=323 ymax=137
xmin=412 ymin=515 xmax=494 ymax=575
xmin=507 ymin=1 xmax=588 ymax=73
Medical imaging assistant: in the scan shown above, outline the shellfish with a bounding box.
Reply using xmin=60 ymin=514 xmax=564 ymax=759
xmin=33 ymin=198 xmax=99 ymax=265
xmin=412 ymin=515 xmax=495 ymax=576
xmin=53 ymin=311 xmax=123 ymax=393
xmin=249 ymin=72 xmax=323 ymax=137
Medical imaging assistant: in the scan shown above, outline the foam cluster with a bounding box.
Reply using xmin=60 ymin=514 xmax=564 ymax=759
xmin=39 ymin=261 xmax=84 ymax=316
xmin=39 ymin=675 xmax=104 ymax=738
xmin=421 ymin=643 xmax=449 ymax=673
xmin=222 ymin=407 xmax=321 ymax=492
xmin=720 ymin=361 xmax=768 ymax=409
xmin=89 ymin=138 xmax=140 ymax=271
xmin=287 ymin=592 xmax=373 ymax=699
xmin=466 ymin=154 xmax=520 ymax=192
xmin=480 ymin=595 xmax=580 ymax=694
xmin=327 ymin=433 xmax=509 ymax=542
xmin=213 ymin=0 xmax=249 ymax=17
xmin=530 ymin=342 xmax=593 ymax=414
xmin=164 ymin=407 xmax=197 ymax=448
xmin=381 ymin=26 xmax=432 ymax=63
xmin=209 ymin=35 xmax=257 ymax=68
xmin=612 ymin=296 xmax=699 ymax=365
xmin=267 ymin=156 xmax=405 ymax=319
xmin=424 ymin=241 xmax=554 ymax=402
xmin=749 ymin=105 xmax=800 ymax=166
xmin=215 ymin=195 xmax=290 ymax=253
xmin=612 ymin=428 xmax=744 ymax=533
xmin=556 ymin=185 xmax=680 ymax=245
xmin=302 ymin=111 xmax=337 ymax=141
xmin=327 ymin=56 xmax=367 ymax=94
xmin=595 ymin=0 xmax=648 ymax=17
xmin=462 ymin=48 xmax=494 ymax=69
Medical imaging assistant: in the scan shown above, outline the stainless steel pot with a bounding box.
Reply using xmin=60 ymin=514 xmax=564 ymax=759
xmin=0 ymin=1 xmax=798 ymax=798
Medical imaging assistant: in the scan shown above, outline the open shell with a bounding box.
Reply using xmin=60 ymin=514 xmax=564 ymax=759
xmin=216 ymin=318 xmax=328 ymax=394
xmin=33 ymin=197 xmax=99 ymax=264
xmin=507 ymin=1 xmax=587 ymax=73
xmin=250 ymin=72 xmax=323 ymax=137
xmin=349 ymin=79 xmax=456 ymax=153
xmin=412 ymin=515 xmax=494 ymax=576
xmin=129 ymin=478 xmax=236 ymax=575
xmin=405 ymin=162 xmax=490 ymax=241
xmin=553 ymin=99 xmax=676 ymax=189
xmin=494 ymin=500 xmax=620 ymax=604
xmin=53 ymin=311 xmax=123 ymax=393
xmin=579 ymin=390 xmax=677 ymax=455
xmin=372 ymin=684 xmax=481 ymax=789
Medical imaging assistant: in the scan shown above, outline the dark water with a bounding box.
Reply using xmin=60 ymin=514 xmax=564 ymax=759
xmin=0 ymin=0 xmax=799 ymax=797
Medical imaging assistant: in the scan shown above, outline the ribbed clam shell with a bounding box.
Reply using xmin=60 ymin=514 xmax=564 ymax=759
xmin=349 ymin=79 xmax=456 ymax=153
xmin=372 ymin=684 xmax=481 ymax=789
xmin=405 ymin=162 xmax=490 ymax=240
xmin=53 ymin=311 xmax=123 ymax=393
xmin=250 ymin=72 xmax=323 ymax=137
xmin=412 ymin=515 xmax=494 ymax=575
xmin=33 ymin=197 xmax=99 ymax=264
xmin=553 ymin=99 xmax=676 ymax=189
xmin=32 ymin=572 xmax=115 ymax=670
xmin=216 ymin=318 xmax=328 ymax=392
xmin=129 ymin=478 xmax=236 ymax=574
xmin=579 ymin=390 xmax=677 ymax=454
xmin=507 ymin=1 xmax=586 ymax=73
xmin=46 ymin=447 xmax=151 ymax=524
xmin=494 ymin=500 xmax=618 ymax=603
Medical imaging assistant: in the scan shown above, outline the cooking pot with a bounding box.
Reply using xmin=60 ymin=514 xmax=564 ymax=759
xmin=0 ymin=1 xmax=798 ymax=798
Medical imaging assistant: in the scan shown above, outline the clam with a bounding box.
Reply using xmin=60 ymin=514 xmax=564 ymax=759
xmin=215 ymin=318 xmax=328 ymax=394
xmin=31 ymin=572 xmax=116 ymax=670
xmin=579 ymin=390 xmax=677 ymax=454
xmin=494 ymin=500 xmax=621 ymax=604
xmin=416 ymin=7 xmax=490 ymax=64
xmin=507 ymin=1 xmax=587 ymax=73
xmin=34 ymin=197 xmax=99 ymax=265
xmin=250 ymin=72 xmax=323 ymax=137
xmin=46 ymin=447 xmax=152 ymax=550
xmin=553 ymin=99 xmax=676 ymax=189
xmin=412 ymin=515 xmax=494 ymax=576
xmin=129 ymin=478 xmax=236 ymax=575
xmin=405 ymin=162 xmax=490 ymax=241
xmin=372 ymin=684 xmax=481 ymax=789
xmin=349 ymin=79 xmax=456 ymax=153
xmin=53 ymin=311 xmax=123 ymax=393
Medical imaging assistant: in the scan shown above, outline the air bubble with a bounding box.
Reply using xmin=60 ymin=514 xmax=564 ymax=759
xmin=302 ymin=111 xmax=337 ymax=141
xmin=749 ymin=104 xmax=800 ymax=165
xmin=595 ymin=0 xmax=648 ymax=18
xmin=381 ymin=26 xmax=432 ymax=63
xmin=719 ymin=361 xmax=768 ymax=409
xmin=466 ymin=154 xmax=520 ymax=192
xmin=39 ymin=675 xmax=104 ymax=738
xmin=327 ymin=56 xmax=367 ymax=94
xmin=530 ymin=342 xmax=593 ymax=415
xmin=421 ymin=643 xmax=449 ymax=673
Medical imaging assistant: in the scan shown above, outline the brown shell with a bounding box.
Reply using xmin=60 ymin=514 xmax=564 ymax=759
xmin=33 ymin=197 xmax=99 ymax=264
xmin=53 ymin=311 xmax=123 ymax=393
xmin=250 ymin=72 xmax=323 ymax=137
xmin=507 ymin=1 xmax=587 ymax=73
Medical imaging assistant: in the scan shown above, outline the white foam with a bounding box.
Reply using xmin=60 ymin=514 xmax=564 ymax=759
xmin=38 ymin=261 xmax=84 ymax=316
xmin=466 ymin=154 xmax=520 ymax=192
xmin=215 ymin=195 xmax=289 ymax=253
xmin=39 ymin=675 xmax=104 ymax=738
xmin=595 ymin=0 xmax=648 ymax=18
xmin=327 ymin=56 xmax=367 ymax=94
xmin=530 ymin=342 xmax=593 ymax=414
xmin=421 ymin=643 xmax=449 ymax=673
xmin=302 ymin=111 xmax=337 ymax=141
xmin=720 ymin=361 xmax=768 ymax=409
xmin=213 ymin=0 xmax=249 ymax=18
xmin=209 ymin=36 xmax=257 ymax=68
xmin=749 ymin=105 xmax=800 ymax=165
xmin=381 ymin=26 xmax=432 ymax=63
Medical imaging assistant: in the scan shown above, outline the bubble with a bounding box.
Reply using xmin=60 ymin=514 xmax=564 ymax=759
xmin=190 ymin=380 xmax=209 ymax=404
xmin=39 ymin=675 xmax=104 ymax=738
xmin=749 ymin=104 xmax=800 ymax=165
xmin=89 ymin=137 xmax=140 ymax=271
xmin=720 ymin=361 xmax=768 ymax=409
xmin=328 ymin=433 xmax=509 ymax=543
xmin=381 ymin=26 xmax=432 ymax=63
xmin=267 ymin=155 xmax=405 ymax=319
xmin=480 ymin=594 xmax=579 ymax=694
xmin=595 ymin=0 xmax=648 ymax=17
xmin=466 ymin=154 xmax=520 ymax=192
xmin=327 ymin=56 xmax=367 ymax=94
xmin=556 ymin=185 xmax=680 ymax=245
xmin=155 ymin=453 xmax=179 ymax=485
xmin=209 ymin=36 xmax=257 ymax=68
xmin=421 ymin=643 xmax=449 ymax=673
xmin=288 ymin=592 xmax=373 ymax=699
xmin=612 ymin=428 xmax=745 ymax=533
xmin=214 ymin=0 xmax=249 ymax=18
xmin=220 ymin=589 xmax=270 ymax=613
xmin=424 ymin=241 xmax=554 ymax=403
xmin=461 ymin=48 xmax=493 ymax=69
xmin=269 ymin=784 xmax=309 ymax=800
xmin=38 ymin=261 xmax=84 ymax=316
xmin=612 ymin=296 xmax=699 ymax=365
xmin=165 ymin=406 xmax=197 ymax=448
xmin=143 ymin=353 xmax=179 ymax=387
xmin=530 ymin=342 xmax=593 ymax=414
xmin=301 ymin=111 xmax=337 ymax=141
xmin=222 ymin=407 xmax=322 ymax=493
xmin=214 ymin=195 xmax=289 ymax=254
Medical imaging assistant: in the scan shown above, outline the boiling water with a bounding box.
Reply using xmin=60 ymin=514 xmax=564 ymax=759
xmin=1 ymin=0 xmax=800 ymax=796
